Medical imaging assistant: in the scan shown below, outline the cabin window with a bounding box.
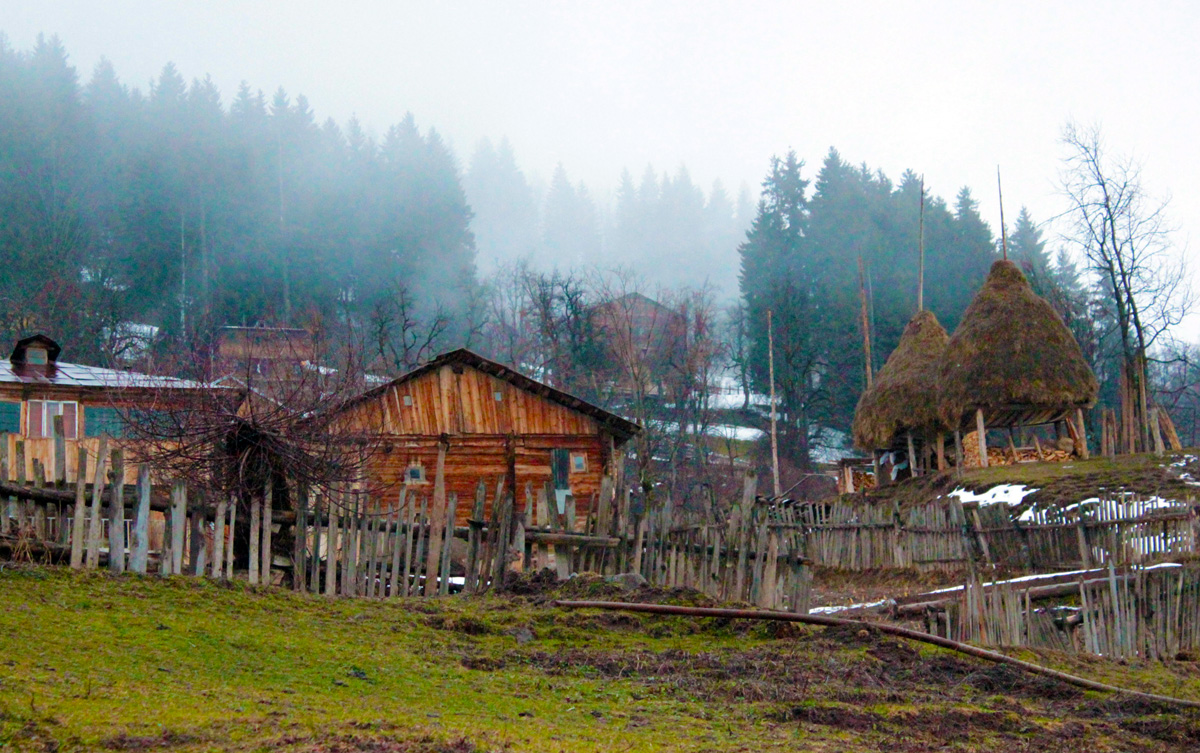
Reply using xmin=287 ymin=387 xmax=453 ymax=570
xmin=26 ymin=400 xmax=78 ymax=439
xmin=493 ymin=390 xmax=503 ymax=402
xmin=25 ymin=347 xmax=48 ymax=366
xmin=402 ymin=395 xmax=413 ymax=407
xmin=570 ymin=452 xmax=587 ymax=473
xmin=406 ymin=462 xmax=427 ymax=483
xmin=85 ymin=406 xmax=125 ymax=438
xmin=0 ymin=402 xmax=20 ymax=434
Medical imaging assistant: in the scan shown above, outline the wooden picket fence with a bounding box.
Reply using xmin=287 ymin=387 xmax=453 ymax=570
xmin=793 ymin=493 xmax=1197 ymax=572
xmin=941 ymin=564 xmax=1200 ymax=660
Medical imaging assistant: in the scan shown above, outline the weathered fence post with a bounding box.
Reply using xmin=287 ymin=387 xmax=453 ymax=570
xmin=310 ymin=490 xmax=323 ymax=591
xmin=108 ymin=449 xmax=126 ymax=574
xmin=423 ymin=443 xmax=448 ymax=595
xmin=261 ymin=479 xmax=273 ymax=586
xmin=294 ymin=483 xmax=307 ymax=593
xmin=225 ymin=496 xmax=237 ymax=579
xmin=69 ymin=446 xmax=88 ymax=568
xmin=170 ymin=481 xmax=187 ymax=575
xmin=324 ymin=499 xmax=339 ymax=597
xmin=85 ymin=437 xmax=109 ymax=569
xmin=190 ymin=501 xmax=206 ymax=576
xmin=129 ymin=464 xmax=151 ymax=574
xmin=249 ymin=492 xmax=261 ymax=585
xmin=212 ymin=494 xmax=227 ymax=578
xmin=388 ymin=492 xmax=404 ymax=597
xmin=465 ymin=481 xmax=485 ymax=592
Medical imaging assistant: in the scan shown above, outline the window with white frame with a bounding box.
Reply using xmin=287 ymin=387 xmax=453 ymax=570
xmin=26 ymin=400 xmax=78 ymax=439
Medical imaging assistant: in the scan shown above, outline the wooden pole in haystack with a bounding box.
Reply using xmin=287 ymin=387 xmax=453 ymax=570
xmin=767 ymin=309 xmax=781 ymax=499
xmin=917 ymin=175 xmax=926 ymax=311
xmin=997 ymin=167 xmax=1008 ymax=261
xmin=857 ymin=256 xmax=873 ymax=391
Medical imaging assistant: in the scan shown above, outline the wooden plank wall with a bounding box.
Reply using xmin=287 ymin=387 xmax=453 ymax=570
xmin=0 ymin=433 xmax=145 ymax=485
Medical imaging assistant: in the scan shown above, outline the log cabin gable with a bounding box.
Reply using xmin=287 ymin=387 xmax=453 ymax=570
xmin=332 ymin=348 xmax=640 ymax=444
xmin=368 ymin=364 xmax=602 ymax=437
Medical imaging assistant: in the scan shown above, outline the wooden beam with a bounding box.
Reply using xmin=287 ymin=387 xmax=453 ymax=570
xmin=975 ymin=409 xmax=988 ymax=468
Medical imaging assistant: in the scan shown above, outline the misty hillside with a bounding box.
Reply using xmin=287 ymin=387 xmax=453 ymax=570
xmin=7 ymin=33 xmax=1177 ymax=473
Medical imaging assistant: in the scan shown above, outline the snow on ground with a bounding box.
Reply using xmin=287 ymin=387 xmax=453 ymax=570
xmin=808 ymin=598 xmax=890 ymax=614
xmin=913 ymin=562 xmax=1183 ymax=598
xmin=949 ymin=484 xmax=1038 ymax=506
xmin=710 ymin=424 xmax=765 ymax=442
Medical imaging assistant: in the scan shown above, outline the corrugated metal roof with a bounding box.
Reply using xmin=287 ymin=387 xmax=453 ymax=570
xmin=0 ymin=359 xmax=209 ymax=390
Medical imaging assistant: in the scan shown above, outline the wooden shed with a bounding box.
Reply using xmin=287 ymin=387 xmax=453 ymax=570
xmin=330 ymin=349 xmax=641 ymax=529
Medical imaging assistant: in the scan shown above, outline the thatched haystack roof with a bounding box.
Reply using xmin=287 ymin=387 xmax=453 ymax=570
xmin=937 ymin=259 xmax=1098 ymax=427
xmin=852 ymin=309 xmax=949 ymax=450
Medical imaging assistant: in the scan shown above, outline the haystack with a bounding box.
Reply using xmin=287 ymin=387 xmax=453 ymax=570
xmin=852 ymin=309 xmax=949 ymax=450
xmin=937 ymin=259 xmax=1097 ymax=430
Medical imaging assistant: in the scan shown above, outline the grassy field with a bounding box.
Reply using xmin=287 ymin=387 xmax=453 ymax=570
xmin=3 ymin=567 xmax=1200 ymax=752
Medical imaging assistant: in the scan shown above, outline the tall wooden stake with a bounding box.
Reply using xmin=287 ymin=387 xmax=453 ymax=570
xmin=857 ymin=256 xmax=873 ymax=390
xmin=767 ymin=309 xmax=781 ymax=498
xmin=997 ymin=167 xmax=1008 ymax=261
xmin=917 ymin=175 xmax=926 ymax=311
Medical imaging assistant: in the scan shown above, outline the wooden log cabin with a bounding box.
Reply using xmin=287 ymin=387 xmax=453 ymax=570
xmin=330 ymin=349 xmax=641 ymax=529
xmin=0 ymin=334 xmax=210 ymax=484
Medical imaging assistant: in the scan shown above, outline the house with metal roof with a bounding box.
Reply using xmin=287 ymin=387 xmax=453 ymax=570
xmin=0 ymin=334 xmax=208 ymax=483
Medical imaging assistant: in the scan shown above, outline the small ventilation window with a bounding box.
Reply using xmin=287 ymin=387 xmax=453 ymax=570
xmin=25 ymin=348 xmax=47 ymax=366
xmin=402 ymin=395 xmax=413 ymax=407
xmin=405 ymin=462 xmax=426 ymax=483
xmin=493 ymin=390 xmax=503 ymax=402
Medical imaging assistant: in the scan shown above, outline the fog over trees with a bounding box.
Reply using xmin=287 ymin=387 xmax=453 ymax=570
xmin=2 ymin=35 xmax=1196 ymax=478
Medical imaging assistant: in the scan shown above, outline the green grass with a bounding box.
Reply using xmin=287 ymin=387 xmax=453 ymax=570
xmin=3 ymin=567 xmax=1200 ymax=751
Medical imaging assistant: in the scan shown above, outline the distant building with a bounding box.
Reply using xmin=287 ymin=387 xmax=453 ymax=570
xmin=589 ymin=292 xmax=688 ymax=396
xmin=214 ymin=325 xmax=316 ymax=387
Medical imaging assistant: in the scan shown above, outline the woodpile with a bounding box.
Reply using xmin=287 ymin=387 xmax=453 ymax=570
xmin=851 ymin=470 xmax=877 ymax=491
xmin=961 ymin=432 xmax=1073 ymax=468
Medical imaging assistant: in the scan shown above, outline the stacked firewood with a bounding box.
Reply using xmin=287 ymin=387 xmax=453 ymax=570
xmin=961 ymin=432 xmax=1074 ymax=468
xmin=852 ymin=469 xmax=877 ymax=490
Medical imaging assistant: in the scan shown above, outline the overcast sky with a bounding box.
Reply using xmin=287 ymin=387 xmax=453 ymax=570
xmin=6 ymin=0 xmax=1199 ymax=322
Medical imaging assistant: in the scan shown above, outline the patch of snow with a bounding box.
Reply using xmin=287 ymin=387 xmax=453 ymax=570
xmin=922 ymin=562 xmax=1184 ymax=596
xmin=710 ymin=424 xmax=765 ymax=442
xmin=949 ymin=484 xmax=1039 ymax=507
xmin=808 ymin=598 xmax=890 ymax=614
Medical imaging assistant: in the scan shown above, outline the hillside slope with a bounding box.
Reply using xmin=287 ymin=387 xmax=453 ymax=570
xmin=2 ymin=569 xmax=1200 ymax=752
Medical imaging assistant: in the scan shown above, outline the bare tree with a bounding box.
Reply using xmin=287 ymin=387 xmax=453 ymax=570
xmin=1060 ymin=122 xmax=1194 ymax=451
xmin=368 ymin=280 xmax=452 ymax=375
xmin=118 ymin=324 xmax=388 ymax=570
